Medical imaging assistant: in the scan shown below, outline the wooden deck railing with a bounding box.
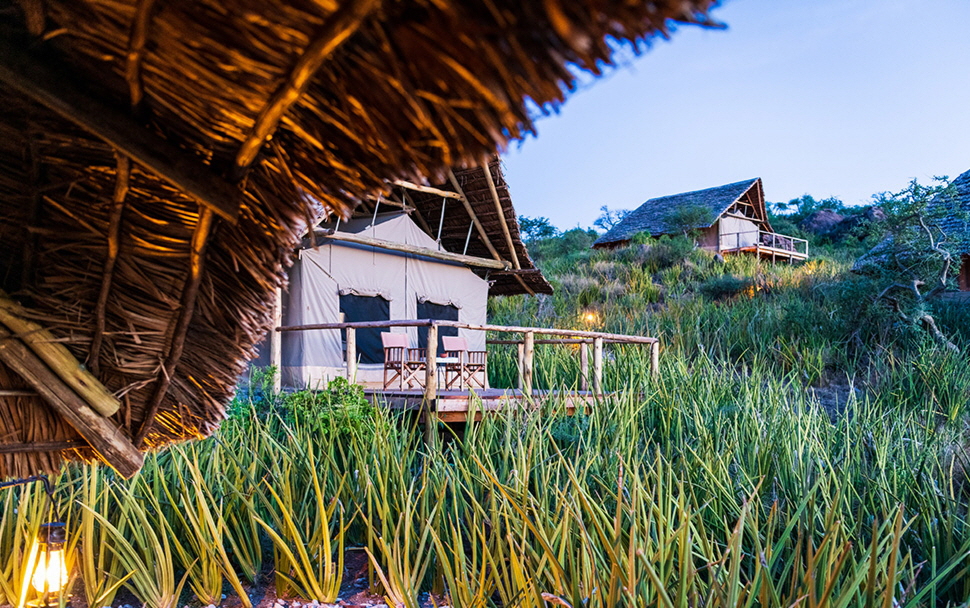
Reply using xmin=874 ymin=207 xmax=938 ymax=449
xmin=275 ymin=319 xmax=659 ymax=400
xmin=719 ymin=230 xmax=809 ymax=258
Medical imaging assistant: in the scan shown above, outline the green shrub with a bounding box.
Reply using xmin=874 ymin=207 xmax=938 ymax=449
xmin=281 ymin=377 xmax=374 ymax=437
xmin=698 ymin=273 xmax=752 ymax=300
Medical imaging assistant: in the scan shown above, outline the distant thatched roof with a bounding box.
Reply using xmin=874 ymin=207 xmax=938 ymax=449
xmin=928 ymin=169 xmax=970 ymax=254
xmin=853 ymin=168 xmax=970 ymax=274
xmin=594 ymin=178 xmax=765 ymax=248
xmin=0 ymin=0 xmax=717 ymax=476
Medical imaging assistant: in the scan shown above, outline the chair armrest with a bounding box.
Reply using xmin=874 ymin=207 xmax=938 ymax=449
xmin=467 ymin=350 xmax=487 ymax=364
xmin=407 ymin=348 xmax=427 ymax=362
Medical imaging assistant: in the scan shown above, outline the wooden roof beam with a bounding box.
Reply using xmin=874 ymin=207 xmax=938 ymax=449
xmin=0 ymin=37 xmax=241 ymax=223
xmin=135 ymin=207 xmax=215 ymax=446
xmin=0 ymin=325 xmax=143 ymax=477
xmin=448 ymin=169 xmax=534 ymax=295
xmin=392 ymin=180 xmax=462 ymax=200
xmin=481 ymin=162 xmax=522 ymax=270
xmin=314 ymin=228 xmax=511 ymax=270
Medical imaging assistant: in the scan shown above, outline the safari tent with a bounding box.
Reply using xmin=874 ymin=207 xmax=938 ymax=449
xmin=0 ymin=0 xmax=716 ymax=477
xmin=256 ymin=160 xmax=551 ymax=389
xmin=593 ymin=178 xmax=809 ymax=261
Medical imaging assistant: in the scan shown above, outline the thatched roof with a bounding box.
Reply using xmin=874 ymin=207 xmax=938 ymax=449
xmin=594 ymin=178 xmax=766 ymax=248
xmin=368 ymin=158 xmax=552 ymax=296
xmin=928 ymin=169 xmax=970 ymax=254
xmin=853 ymin=168 xmax=970 ymax=274
xmin=0 ymin=0 xmax=717 ymax=477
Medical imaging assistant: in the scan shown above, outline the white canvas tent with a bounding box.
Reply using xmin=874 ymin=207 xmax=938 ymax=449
xmin=273 ymin=212 xmax=490 ymax=389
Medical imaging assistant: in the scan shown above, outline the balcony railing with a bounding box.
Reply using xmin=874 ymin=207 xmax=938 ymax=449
xmin=273 ymin=319 xmax=659 ymax=400
xmin=719 ymin=230 xmax=809 ymax=258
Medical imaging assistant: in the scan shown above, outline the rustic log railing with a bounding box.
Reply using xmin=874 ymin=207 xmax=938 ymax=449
xmin=274 ymin=319 xmax=659 ymax=400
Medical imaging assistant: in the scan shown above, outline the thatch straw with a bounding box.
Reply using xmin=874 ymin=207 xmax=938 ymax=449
xmin=0 ymin=0 xmax=717 ymax=475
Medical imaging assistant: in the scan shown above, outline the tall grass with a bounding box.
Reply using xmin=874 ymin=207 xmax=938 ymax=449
xmin=2 ymin=239 xmax=970 ymax=606
xmin=0 ymin=355 xmax=966 ymax=607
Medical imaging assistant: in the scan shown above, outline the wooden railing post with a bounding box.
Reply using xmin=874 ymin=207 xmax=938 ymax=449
xmin=579 ymin=342 xmax=589 ymax=391
xmin=425 ymin=323 xmax=438 ymax=400
xmin=522 ymin=331 xmax=534 ymax=397
xmin=650 ymin=341 xmax=659 ymax=379
xmin=592 ymin=337 xmax=603 ymax=394
xmin=516 ymin=342 xmax=525 ymax=390
xmin=424 ymin=323 xmax=438 ymax=444
xmin=345 ymin=326 xmax=357 ymax=382
xmin=270 ymin=287 xmax=282 ymax=393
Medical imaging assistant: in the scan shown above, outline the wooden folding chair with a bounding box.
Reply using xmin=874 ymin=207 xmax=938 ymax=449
xmin=441 ymin=336 xmax=466 ymax=390
xmin=381 ymin=332 xmax=408 ymax=390
xmin=441 ymin=336 xmax=487 ymax=390
xmin=382 ymin=332 xmax=426 ymax=389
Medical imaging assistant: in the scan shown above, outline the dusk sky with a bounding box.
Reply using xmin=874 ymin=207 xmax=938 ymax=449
xmin=502 ymin=0 xmax=970 ymax=230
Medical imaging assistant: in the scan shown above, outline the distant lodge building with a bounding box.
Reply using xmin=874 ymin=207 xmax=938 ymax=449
xmin=593 ymin=178 xmax=809 ymax=262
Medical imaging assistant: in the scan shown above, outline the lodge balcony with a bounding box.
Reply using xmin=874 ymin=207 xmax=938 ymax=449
xmin=719 ymin=230 xmax=809 ymax=262
xmin=272 ymin=319 xmax=659 ymax=424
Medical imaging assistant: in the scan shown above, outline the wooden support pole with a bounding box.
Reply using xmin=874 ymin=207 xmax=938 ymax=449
xmin=522 ymin=331 xmax=534 ymax=397
xmin=135 ymin=207 xmax=215 ymax=446
xmin=0 ymin=441 xmax=85 ymax=455
xmin=315 ymin=229 xmax=510 ymax=270
xmin=481 ymin=162 xmax=521 ymax=270
xmin=424 ymin=323 xmax=438 ymax=444
xmin=593 ymin=337 xmax=604 ymax=395
xmin=345 ymin=326 xmax=357 ymax=382
xmin=89 ymin=154 xmax=130 ymax=377
xmin=0 ymin=295 xmax=120 ymax=417
xmin=448 ymin=169 xmax=534 ymax=295
xmin=0 ymin=38 xmax=241 ymax=223
xmin=650 ymin=341 xmax=660 ymax=379
xmin=270 ymin=286 xmax=282 ymax=393
xmin=0 ymin=326 xmax=143 ymax=477
xmin=233 ymin=0 xmax=380 ymax=177
xmin=125 ymin=0 xmax=159 ymax=111
xmin=580 ymin=342 xmax=589 ymax=391
xmin=0 ymin=390 xmax=37 ymax=397
xmin=516 ymin=343 xmax=524 ymax=390
xmin=392 ymin=180 xmax=462 ymax=200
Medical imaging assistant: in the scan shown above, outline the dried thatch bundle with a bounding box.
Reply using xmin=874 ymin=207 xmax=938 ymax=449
xmin=0 ymin=0 xmax=717 ymax=476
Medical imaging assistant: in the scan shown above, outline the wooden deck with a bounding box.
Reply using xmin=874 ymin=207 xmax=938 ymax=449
xmin=364 ymin=388 xmax=598 ymax=422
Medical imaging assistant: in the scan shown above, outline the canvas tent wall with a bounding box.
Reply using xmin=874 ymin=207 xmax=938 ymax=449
xmin=263 ymin=212 xmax=489 ymax=389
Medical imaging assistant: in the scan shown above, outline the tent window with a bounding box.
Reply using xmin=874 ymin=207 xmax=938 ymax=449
xmin=417 ymin=301 xmax=459 ymax=351
xmin=339 ymin=294 xmax=390 ymax=364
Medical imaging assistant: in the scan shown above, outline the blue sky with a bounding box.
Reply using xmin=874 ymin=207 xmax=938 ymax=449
xmin=502 ymin=0 xmax=970 ymax=230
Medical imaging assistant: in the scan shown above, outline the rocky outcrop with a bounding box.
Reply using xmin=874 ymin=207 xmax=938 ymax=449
xmin=799 ymin=209 xmax=845 ymax=235
xmin=800 ymin=206 xmax=886 ymax=240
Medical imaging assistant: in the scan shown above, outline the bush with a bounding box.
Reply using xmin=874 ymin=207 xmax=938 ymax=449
xmin=620 ymin=234 xmax=695 ymax=272
xmin=281 ymin=377 xmax=374 ymax=437
xmin=698 ymin=274 xmax=752 ymax=300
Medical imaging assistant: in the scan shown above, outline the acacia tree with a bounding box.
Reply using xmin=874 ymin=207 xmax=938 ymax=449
xmin=663 ymin=203 xmax=714 ymax=238
xmin=593 ymin=205 xmax=630 ymax=232
xmin=862 ymin=178 xmax=963 ymax=351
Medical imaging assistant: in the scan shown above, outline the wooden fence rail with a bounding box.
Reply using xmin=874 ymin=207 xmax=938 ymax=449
xmin=274 ymin=319 xmax=660 ymax=399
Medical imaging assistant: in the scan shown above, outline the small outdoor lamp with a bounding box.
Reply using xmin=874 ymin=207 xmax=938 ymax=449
xmin=581 ymin=310 xmax=599 ymax=325
xmin=29 ymin=521 xmax=69 ymax=605
xmin=0 ymin=476 xmax=70 ymax=607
